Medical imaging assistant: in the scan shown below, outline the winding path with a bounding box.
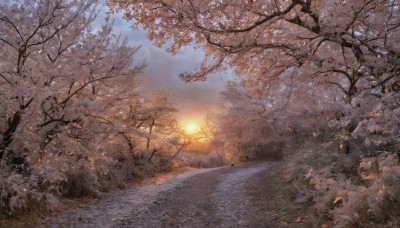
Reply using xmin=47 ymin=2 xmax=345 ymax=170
xmin=35 ymin=162 xmax=308 ymax=228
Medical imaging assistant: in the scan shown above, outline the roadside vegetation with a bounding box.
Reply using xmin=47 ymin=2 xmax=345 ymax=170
xmin=0 ymin=1 xmax=202 ymax=223
xmin=111 ymin=0 xmax=400 ymax=227
xmin=1 ymin=1 xmax=399 ymax=227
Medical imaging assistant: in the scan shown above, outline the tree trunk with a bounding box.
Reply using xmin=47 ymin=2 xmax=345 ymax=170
xmin=120 ymin=132 xmax=137 ymax=161
xmin=0 ymin=97 xmax=33 ymax=163
xmin=0 ymin=111 xmax=21 ymax=160
xmin=168 ymin=141 xmax=190 ymax=163
xmin=148 ymin=148 xmax=157 ymax=162
xmin=145 ymin=119 xmax=155 ymax=151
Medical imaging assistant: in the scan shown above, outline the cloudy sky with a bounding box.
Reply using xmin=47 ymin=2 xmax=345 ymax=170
xmin=99 ymin=4 xmax=232 ymax=124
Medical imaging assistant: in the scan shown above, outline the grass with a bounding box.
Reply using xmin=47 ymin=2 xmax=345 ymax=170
xmin=0 ymin=210 xmax=47 ymax=228
xmin=266 ymin=163 xmax=331 ymax=228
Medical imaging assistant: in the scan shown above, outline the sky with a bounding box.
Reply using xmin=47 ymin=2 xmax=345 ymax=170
xmin=99 ymin=3 xmax=232 ymax=125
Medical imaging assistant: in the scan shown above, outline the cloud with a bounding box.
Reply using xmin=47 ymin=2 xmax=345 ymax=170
xmin=99 ymin=3 xmax=231 ymax=121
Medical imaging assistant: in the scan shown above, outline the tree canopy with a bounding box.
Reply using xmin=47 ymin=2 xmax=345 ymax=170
xmin=109 ymin=0 xmax=399 ymax=101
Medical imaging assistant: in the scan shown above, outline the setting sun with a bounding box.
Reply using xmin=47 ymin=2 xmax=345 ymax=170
xmin=185 ymin=123 xmax=199 ymax=135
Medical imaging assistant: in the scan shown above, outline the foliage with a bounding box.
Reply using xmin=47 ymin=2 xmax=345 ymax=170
xmin=109 ymin=0 xmax=400 ymax=226
xmin=210 ymin=76 xmax=337 ymax=163
xmin=109 ymin=0 xmax=399 ymax=101
xmin=292 ymin=151 xmax=400 ymax=228
xmin=0 ymin=0 xmax=186 ymax=216
xmin=282 ymin=90 xmax=400 ymax=227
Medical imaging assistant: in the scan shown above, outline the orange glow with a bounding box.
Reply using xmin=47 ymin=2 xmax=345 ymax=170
xmin=185 ymin=123 xmax=199 ymax=135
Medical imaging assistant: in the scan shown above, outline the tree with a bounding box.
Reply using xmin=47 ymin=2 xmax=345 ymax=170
xmin=0 ymin=0 xmax=99 ymax=165
xmin=212 ymin=75 xmax=338 ymax=162
xmin=134 ymin=91 xmax=179 ymax=161
xmin=109 ymin=0 xmax=399 ymax=102
xmin=110 ymin=2 xmax=400 ymax=226
xmin=0 ymin=0 xmax=188 ymax=215
xmin=109 ymin=0 xmax=400 ymax=164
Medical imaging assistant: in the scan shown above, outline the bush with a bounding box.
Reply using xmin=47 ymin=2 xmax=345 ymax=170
xmin=286 ymin=141 xmax=400 ymax=227
xmin=0 ymin=169 xmax=60 ymax=215
xmin=240 ymin=141 xmax=284 ymax=161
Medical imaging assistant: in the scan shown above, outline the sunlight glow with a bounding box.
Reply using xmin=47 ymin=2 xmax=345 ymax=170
xmin=185 ymin=123 xmax=199 ymax=135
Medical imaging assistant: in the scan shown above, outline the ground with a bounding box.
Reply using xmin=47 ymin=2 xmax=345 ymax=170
xmin=3 ymin=162 xmax=315 ymax=228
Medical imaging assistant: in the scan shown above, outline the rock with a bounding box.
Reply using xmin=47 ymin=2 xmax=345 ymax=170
xmin=338 ymin=141 xmax=350 ymax=154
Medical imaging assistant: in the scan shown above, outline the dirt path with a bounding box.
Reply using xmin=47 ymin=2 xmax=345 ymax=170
xmin=35 ymin=162 xmax=311 ymax=228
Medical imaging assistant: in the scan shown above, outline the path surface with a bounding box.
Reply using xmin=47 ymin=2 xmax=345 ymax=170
xmin=35 ymin=162 xmax=310 ymax=228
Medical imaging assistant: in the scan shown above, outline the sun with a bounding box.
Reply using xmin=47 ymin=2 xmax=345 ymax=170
xmin=185 ymin=123 xmax=199 ymax=135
